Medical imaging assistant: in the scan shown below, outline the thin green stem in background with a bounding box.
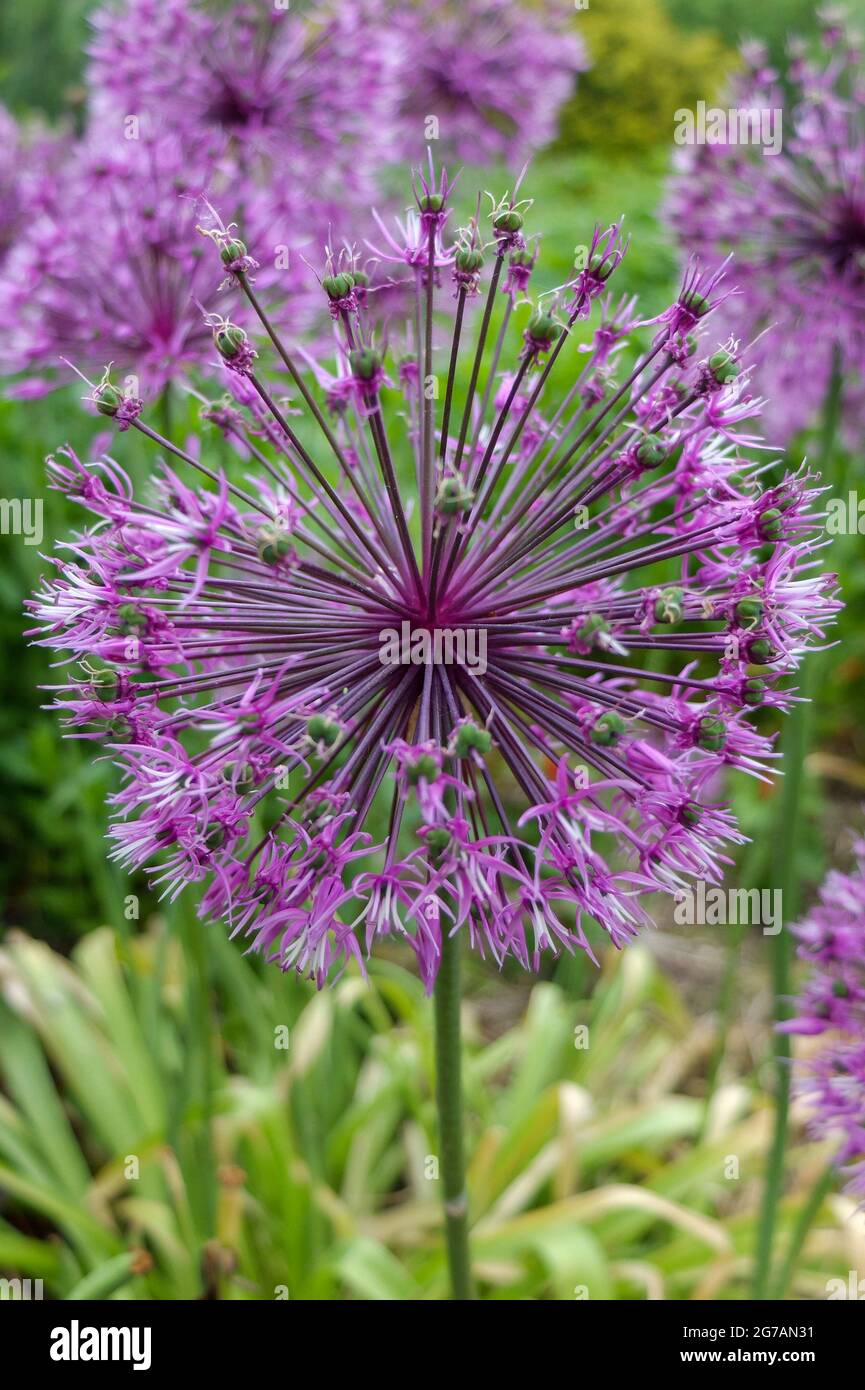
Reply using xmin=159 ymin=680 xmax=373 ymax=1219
xmin=770 ymin=1158 xmax=837 ymax=1300
xmin=752 ymin=349 xmax=843 ymax=1299
xmin=433 ymin=925 xmax=473 ymax=1300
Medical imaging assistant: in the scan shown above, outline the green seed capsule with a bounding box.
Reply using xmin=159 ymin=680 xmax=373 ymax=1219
xmin=424 ymin=827 xmax=452 ymax=860
xmin=86 ymin=664 xmax=120 ymax=699
xmin=115 ymin=603 xmax=146 ymax=634
xmin=93 ymin=380 xmax=124 ymax=417
xmin=590 ymin=711 xmax=626 ymax=746
xmin=747 ymin=637 xmax=779 ymax=666
xmin=453 ymin=721 xmax=492 ymax=759
xmin=680 ymin=288 xmax=711 ymax=317
xmin=735 ymin=597 xmax=764 ymax=626
xmin=257 ymin=525 xmax=292 ymax=566
xmin=322 ymin=271 xmax=355 ymax=300
xmin=219 ymin=238 xmax=248 ymax=265
xmin=696 ymin=714 xmax=727 ymax=752
xmin=349 ymin=347 xmax=381 ymax=382
xmin=680 ymin=801 xmax=702 ymax=827
xmin=214 ymin=324 xmax=247 ymax=359
xmin=526 ymin=309 xmax=558 ymax=347
xmin=636 ymin=434 xmax=668 ymax=469
xmin=493 ymin=209 xmax=523 ymax=234
xmin=455 ymin=247 xmax=484 ymax=274
xmin=742 ymin=677 xmax=766 ymax=707
xmin=418 ymin=193 xmax=445 ymax=214
xmin=435 ymin=476 xmax=473 ymax=515
xmin=654 ymin=586 xmax=684 ymax=624
xmin=757 ymin=507 xmax=783 ymax=542
xmin=577 ymin=612 xmax=610 ymax=647
xmin=307 ymin=713 xmax=340 ymax=746
xmin=708 ymin=348 xmax=740 ymax=384
xmin=588 ymin=251 xmax=615 ymax=281
xmin=407 ymin=753 xmax=440 ymax=785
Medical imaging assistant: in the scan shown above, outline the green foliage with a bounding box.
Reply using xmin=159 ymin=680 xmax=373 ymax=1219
xmin=0 ymin=926 xmax=848 ymax=1299
xmin=558 ymin=0 xmax=735 ymax=158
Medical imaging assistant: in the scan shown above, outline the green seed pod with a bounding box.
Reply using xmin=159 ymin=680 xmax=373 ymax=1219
xmin=351 ymin=269 xmax=370 ymax=289
xmin=577 ymin=612 xmax=610 ymax=647
xmin=757 ymin=506 xmax=783 ymax=542
xmin=105 ymin=715 xmax=133 ymax=740
xmin=219 ymin=237 xmax=248 ymax=265
xmin=322 ymin=271 xmax=355 ymax=300
xmin=115 ymin=602 xmax=146 ymax=634
xmin=708 ymin=348 xmax=740 ymax=384
xmin=747 ymin=636 xmax=780 ymax=666
xmin=435 ymin=476 xmax=473 ymax=515
xmin=424 ymin=827 xmax=452 ymax=861
xmin=510 ymin=248 xmax=534 ymax=269
xmin=680 ymin=288 xmax=711 ymax=318
xmin=93 ymin=380 xmax=124 ymax=417
xmin=455 ymin=247 xmax=484 ymax=274
xmin=735 ymin=597 xmax=764 ymax=626
xmin=526 ymin=308 xmax=558 ymax=348
xmin=696 ymin=714 xmax=727 ymax=752
xmin=590 ymin=711 xmax=626 ymax=746
xmin=453 ymin=721 xmax=492 ymax=759
xmin=257 ymin=525 xmax=292 ymax=566
xmin=307 ymin=713 xmax=340 ymax=746
xmin=680 ymin=801 xmax=702 ymax=827
xmin=418 ymin=193 xmax=445 ymax=214
xmin=654 ymin=586 xmax=684 ymax=624
xmin=635 ymin=434 xmax=667 ymax=469
xmin=84 ymin=662 xmax=120 ymax=699
xmin=349 ymin=347 xmax=381 ymax=382
xmin=407 ymin=753 xmax=440 ymax=785
xmin=493 ymin=209 xmax=523 ymax=234
xmin=832 ymin=980 xmax=849 ymax=999
xmin=214 ymin=323 xmax=248 ymax=359
xmin=742 ymin=677 xmax=766 ymax=707
xmin=588 ymin=250 xmax=615 ymax=281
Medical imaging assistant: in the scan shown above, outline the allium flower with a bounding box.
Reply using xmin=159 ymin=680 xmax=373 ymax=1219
xmin=390 ymin=0 xmax=586 ymax=163
xmin=781 ymin=833 xmax=865 ymax=1199
xmin=0 ymin=105 xmax=68 ymax=269
xmin=87 ymin=0 xmax=397 ymax=200
xmin=30 ymin=163 xmax=839 ymax=992
xmin=667 ymin=12 xmax=865 ymax=444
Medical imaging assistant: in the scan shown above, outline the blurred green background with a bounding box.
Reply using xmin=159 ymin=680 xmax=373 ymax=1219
xmin=1 ymin=0 xmax=863 ymax=1302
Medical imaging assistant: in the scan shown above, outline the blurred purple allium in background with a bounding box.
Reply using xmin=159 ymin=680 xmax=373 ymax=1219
xmin=29 ymin=163 xmax=839 ymax=990
xmin=0 ymin=0 xmax=586 ymax=397
xmin=390 ymin=0 xmax=587 ymax=163
xmin=781 ymin=833 xmax=865 ymax=1200
xmin=667 ymin=10 xmax=865 ymax=445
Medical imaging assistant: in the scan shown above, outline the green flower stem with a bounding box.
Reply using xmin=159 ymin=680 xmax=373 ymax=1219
xmin=752 ymin=349 xmax=843 ymax=1300
xmin=433 ymin=925 xmax=473 ymax=1300
xmin=770 ymin=1158 xmax=837 ymax=1300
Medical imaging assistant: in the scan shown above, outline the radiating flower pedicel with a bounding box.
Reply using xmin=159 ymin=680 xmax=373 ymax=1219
xmin=31 ymin=163 xmax=839 ymax=990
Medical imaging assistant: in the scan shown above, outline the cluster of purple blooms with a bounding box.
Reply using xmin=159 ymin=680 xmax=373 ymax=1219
xmin=782 ymin=835 xmax=865 ymax=1200
xmin=0 ymin=0 xmax=586 ymax=397
xmin=668 ymin=9 xmax=865 ymax=445
xmin=30 ymin=160 xmax=840 ymax=990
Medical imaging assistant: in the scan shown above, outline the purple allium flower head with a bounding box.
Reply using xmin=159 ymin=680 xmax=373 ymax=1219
xmin=87 ymin=0 xmax=398 ymax=200
xmin=667 ymin=12 xmax=865 ymax=444
xmin=0 ymin=105 xmax=69 ymax=269
xmin=30 ymin=164 xmax=839 ymax=991
xmin=390 ymin=0 xmax=587 ymax=164
xmin=782 ymin=832 xmax=865 ymax=1200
